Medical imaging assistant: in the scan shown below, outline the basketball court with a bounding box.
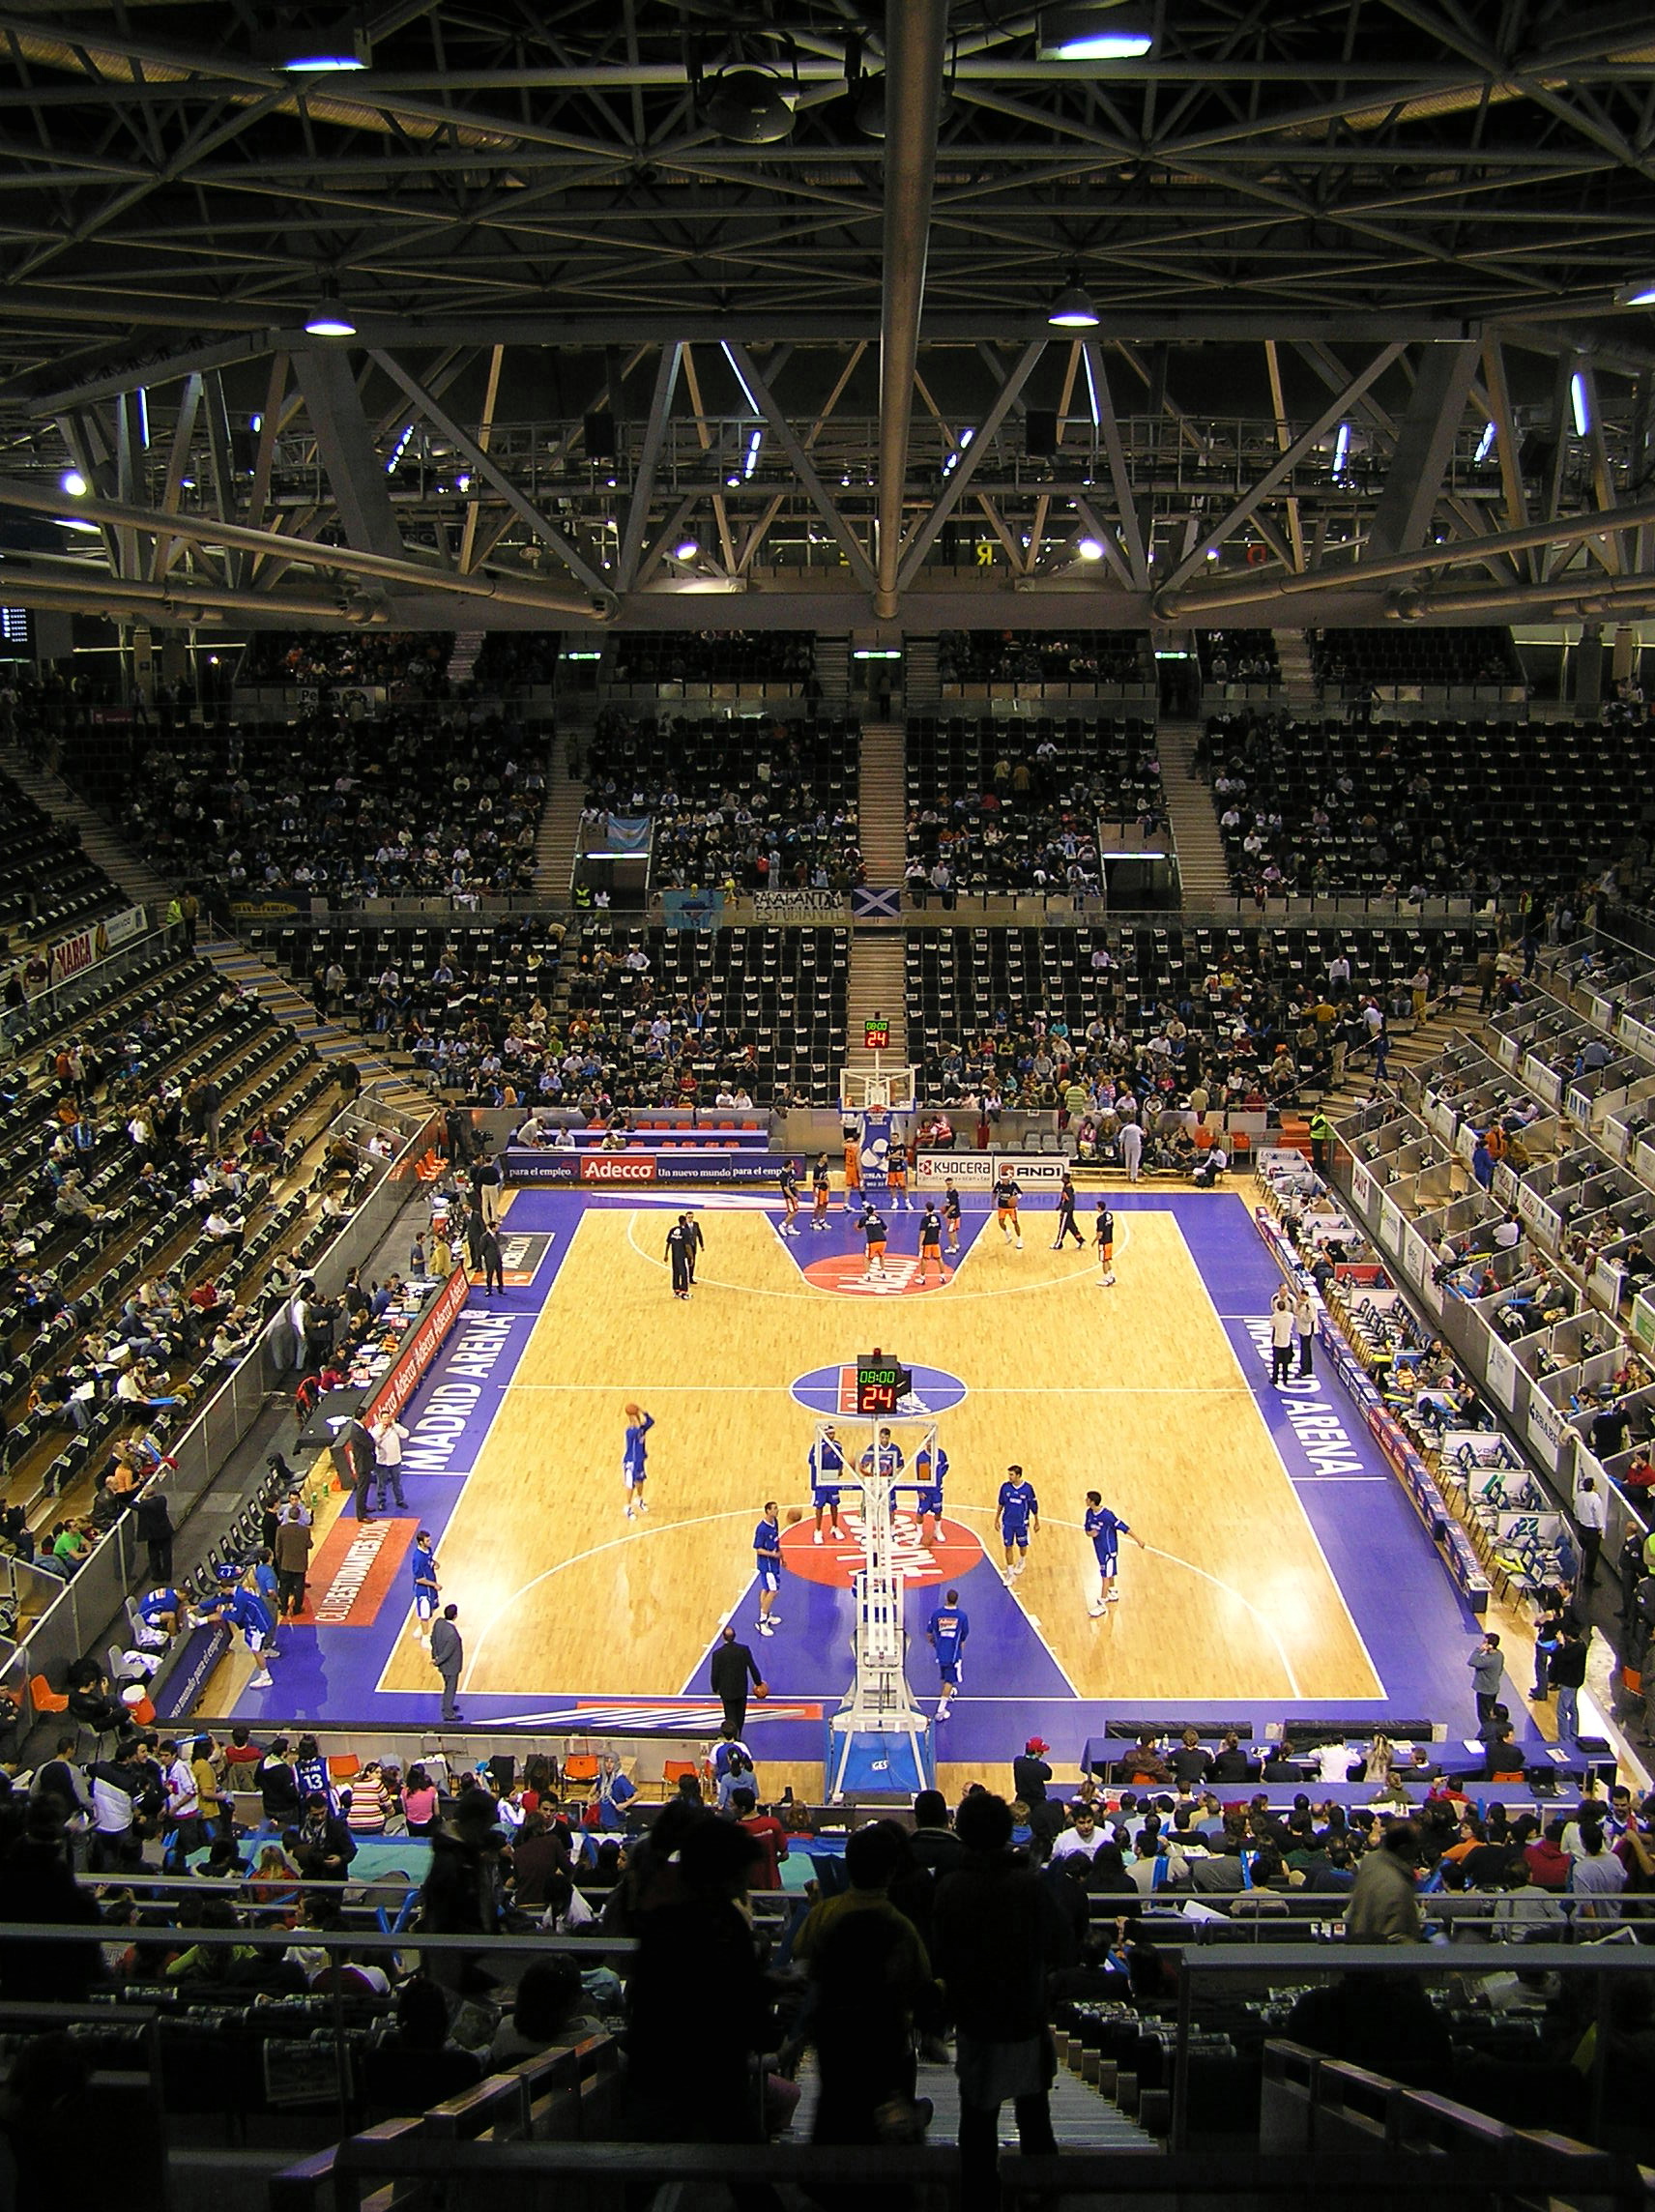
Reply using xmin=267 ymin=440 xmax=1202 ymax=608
xmin=200 ymin=1179 xmax=1487 ymax=1767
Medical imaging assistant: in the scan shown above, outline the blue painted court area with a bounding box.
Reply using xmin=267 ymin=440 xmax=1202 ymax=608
xmin=212 ymin=1186 xmax=1510 ymax=1766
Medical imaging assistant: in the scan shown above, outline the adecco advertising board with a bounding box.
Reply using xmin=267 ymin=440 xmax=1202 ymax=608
xmin=503 ymin=1150 xmax=778 ymax=1187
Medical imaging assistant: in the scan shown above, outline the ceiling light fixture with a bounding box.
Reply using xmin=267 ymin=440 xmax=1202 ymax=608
xmin=1077 ymin=535 xmax=1104 ymax=561
xmin=703 ymin=68 xmax=796 ymax=144
xmin=1614 ymin=278 xmax=1655 ymax=307
xmin=673 ymin=536 xmax=701 ymax=562
xmin=1037 ymin=4 xmax=1157 ymax=62
xmin=1571 ymin=369 xmax=1591 ymax=437
xmin=1047 ymin=283 xmax=1100 ymax=329
xmin=305 ymin=276 xmax=356 ymax=337
xmin=259 ymin=12 xmax=370 ymax=71
xmin=59 ymin=469 xmax=87 ymax=498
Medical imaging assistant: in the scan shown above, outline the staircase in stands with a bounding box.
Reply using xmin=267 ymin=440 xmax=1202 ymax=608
xmin=5 ymin=754 xmax=173 ymax=912
xmin=448 ymin=628 xmax=486 ymax=685
xmin=6 ymin=757 xmax=432 ymax=1122
xmin=856 ymin=721 xmax=908 ymax=888
xmin=1273 ymin=628 xmax=1319 ymax=715
xmin=846 ymin=719 xmax=909 ymax=1072
xmin=1155 ymin=721 xmax=1232 ymax=910
xmin=815 ymin=634 xmax=852 ymax=709
xmin=903 ymin=633 xmax=940 ymax=711
xmin=536 ymin=721 xmax=588 ymax=900
xmin=845 ymin=936 xmax=908 ymax=1076
xmin=1318 ymin=1008 xmax=1471 ymax=1124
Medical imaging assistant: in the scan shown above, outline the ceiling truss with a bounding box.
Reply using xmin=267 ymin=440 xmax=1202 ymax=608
xmin=2 ymin=4 xmax=1655 ymax=632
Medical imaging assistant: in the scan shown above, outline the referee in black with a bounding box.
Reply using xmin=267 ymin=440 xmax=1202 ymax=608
xmin=1052 ymin=1171 xmax=1085 ymax=1249
xmin=666 ymin=1217 xmax=693 ymax=1298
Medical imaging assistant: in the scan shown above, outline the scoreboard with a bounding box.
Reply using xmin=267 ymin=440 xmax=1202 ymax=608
xmin=855 ymin=1353 xmax=911 ymax=1415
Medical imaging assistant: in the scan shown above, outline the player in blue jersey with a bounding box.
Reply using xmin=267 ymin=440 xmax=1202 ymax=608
xmin=997 ymin=1463 xmax=1039 ymax=1576
xmin=190 ymin=1564 xmax=277 ymax=1688
xmin=411 ymin=1529 xmax=441 ymax=1643
xmin=622 ymin=1403 xmax=654 ymax=1520
xmin=136 ymin=1584 xmax=181 ymax=1639
xmin=753 ymin=1499 xmax=783 ymax=1636
xmin=927 ymin=1586 xmax=969 ymax=1719
xmin=778 ymin=1159 xmax=801 ymax=1237
xmin=810 ymin=1424 xmax=846 ymax=1544
xmin=914 ymin=1439 xmax=948 ymax=1547
xmin=1084 ymin=1489 xmax=1146 ymax=1613
xmin=860 ymin=1425 xmax=905 ymax=1480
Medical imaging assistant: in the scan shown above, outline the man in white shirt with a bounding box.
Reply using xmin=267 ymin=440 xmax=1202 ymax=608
xmin=159 ymin=1737 xmax=203 ymax=1858
xmin=372 ymin=1412 xmax=411 ymax=1512
xmin=1268 ymin=1287 xmax=1297 ymax=1386
xmin=1575 ymin=1473 xmax=1607 ymax=1586
xmin=1048 ymin=1804 xmax=1103 ymax=1861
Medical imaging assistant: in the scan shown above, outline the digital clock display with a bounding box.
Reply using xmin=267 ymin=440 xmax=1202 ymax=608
xmin=855 ymin=1358 xmax=910 ymax=1414
xmin=864 ymin=1019 xmax=891 ymax=1050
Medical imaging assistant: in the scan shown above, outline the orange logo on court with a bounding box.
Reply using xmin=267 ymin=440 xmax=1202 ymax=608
xmin=781 ymin=1513 xmax=982 ymax=1586
xmin=801 ymin=1252 xmax=952 ymax=1296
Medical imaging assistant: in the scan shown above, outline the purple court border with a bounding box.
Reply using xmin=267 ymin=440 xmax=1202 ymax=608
xmin=212 ymin=1188 xmax=1504 ymax=1769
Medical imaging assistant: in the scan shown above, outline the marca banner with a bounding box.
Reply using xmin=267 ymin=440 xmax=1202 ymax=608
xmin=47 ymin=919 xmax=108 ymax=986
xmin=661 ymin=888 xmax=725 ymax=930
xmin=363 ymin=1265 xmax=470 ymax=1424
xmin=753 ymin=889 xmax=845 ymax=918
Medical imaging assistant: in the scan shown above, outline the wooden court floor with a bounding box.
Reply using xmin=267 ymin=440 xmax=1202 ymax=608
xmin=375 ymin=1197 xmax=1381 ymax=1708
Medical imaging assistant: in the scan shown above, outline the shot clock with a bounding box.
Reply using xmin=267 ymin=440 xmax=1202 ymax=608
xmin=855 ymin=1353 xmax=912 ymax=1415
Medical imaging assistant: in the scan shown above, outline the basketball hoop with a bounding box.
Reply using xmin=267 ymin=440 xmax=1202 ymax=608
xmin=840 ymin=1064 xmax=916 ymax=1115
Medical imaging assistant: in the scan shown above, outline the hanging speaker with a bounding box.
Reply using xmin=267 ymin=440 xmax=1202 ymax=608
xmin=585 ymin=409 xmax=617 ymax=461
xmin=1026 ymin=407 xmax=1058 ymax=457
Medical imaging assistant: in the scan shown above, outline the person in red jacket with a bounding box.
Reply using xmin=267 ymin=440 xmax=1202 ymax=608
xmin=1524 ymin=1819 xmax=1572 ymax=1891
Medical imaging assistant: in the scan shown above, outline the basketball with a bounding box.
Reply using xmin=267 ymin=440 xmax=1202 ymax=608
xmin=785 ymin=1506 xmax=803 ymax=1525
xmin=752 ymin=1680 xmax=769 ymax=1700
xmin=624 ymin=1401 xmax=641 ymax=1418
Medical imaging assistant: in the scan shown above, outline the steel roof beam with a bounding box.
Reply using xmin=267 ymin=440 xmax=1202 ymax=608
xmin=874 ymin=0 xmax=948 ymax=618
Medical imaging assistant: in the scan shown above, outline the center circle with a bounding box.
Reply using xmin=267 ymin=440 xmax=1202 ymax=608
xmin=789 ymin=1362 xmax=969 ymax=1416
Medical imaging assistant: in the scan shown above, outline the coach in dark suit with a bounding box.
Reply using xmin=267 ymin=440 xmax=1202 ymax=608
xmin=709 ymin=1625 xmax=763 ymax=1736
